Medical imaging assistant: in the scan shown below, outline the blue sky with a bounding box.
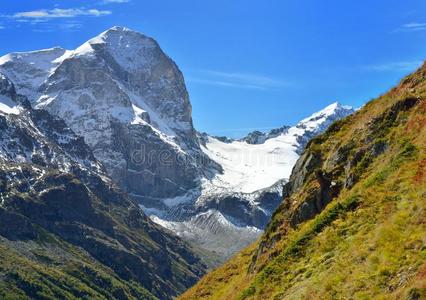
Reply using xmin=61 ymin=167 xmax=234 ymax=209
xmin=1 ymin=1 xmax=426 ymax=138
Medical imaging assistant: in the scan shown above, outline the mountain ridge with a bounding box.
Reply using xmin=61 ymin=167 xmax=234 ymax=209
xmin=238 ymin=102 xmax=353 ymax=146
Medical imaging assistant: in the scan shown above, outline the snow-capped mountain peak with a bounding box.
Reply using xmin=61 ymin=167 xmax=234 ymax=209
xmin=74 ymin=26 xmax=158 ymax=64
xmin=239 ymin=102 xmax=353 ymax=147
xmin=292 ymin=102 xmax=354 ymax=153
xmin=0 ymin=26 xmax=210 ymax=204
xmin=297 ymin=102 xmax=351 ymax=129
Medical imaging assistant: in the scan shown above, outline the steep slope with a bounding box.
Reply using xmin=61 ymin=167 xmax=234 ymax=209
xmin=180 ymin=64 xmax=426 ymax=299
xmin=148 ymin=103 xmax=353 ymax=258
xmin=0 ymin=74 xmax=206 ymax=300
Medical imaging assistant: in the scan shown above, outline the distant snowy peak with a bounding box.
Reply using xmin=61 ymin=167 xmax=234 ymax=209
xmin=293 ymin=102 xmax=354 ymax=153
xmin=239 ymin=102 xmax=353 ymax=147
xmin=296 ymin=102 xmax=353 ymax=131
xmin=240 ymin=125 xmax=291 ymax=145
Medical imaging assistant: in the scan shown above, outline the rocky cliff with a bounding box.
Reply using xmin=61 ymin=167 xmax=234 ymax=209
xmin=0 ymin=26 xmax=213 ymax=207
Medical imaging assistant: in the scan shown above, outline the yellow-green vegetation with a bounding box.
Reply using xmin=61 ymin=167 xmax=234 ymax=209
xmin=180 ymin=64 xmax=426 ymax=300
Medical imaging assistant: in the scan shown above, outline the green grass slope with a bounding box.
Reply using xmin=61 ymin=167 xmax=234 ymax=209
xmin=180 ymin=63 xmax=426 ymax=300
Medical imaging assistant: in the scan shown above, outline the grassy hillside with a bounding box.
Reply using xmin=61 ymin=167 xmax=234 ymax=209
xmin=0 ymin=163 xmax=207 ymax=300
xmin=180 ymin=64 xmax=426 ymax=300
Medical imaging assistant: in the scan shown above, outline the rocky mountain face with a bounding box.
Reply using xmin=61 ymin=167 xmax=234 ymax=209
xmin=0 ymin=74 xmax=101 ymax=174
xmin=0 ymin=26 xmax=213 ymax=207
xmin=180 ymin=63 xmax=426 ymax=300
xmin=0 ymin=74 xmax=207 ymax=300
xmin=0 ymin=27 xmax=353 ymax=261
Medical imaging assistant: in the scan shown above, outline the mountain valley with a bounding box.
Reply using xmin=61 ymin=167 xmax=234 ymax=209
xmin=1 ymin=24 xmax=424 ymax=300
xmin=0 ymin=27 xmax=353 ymax=261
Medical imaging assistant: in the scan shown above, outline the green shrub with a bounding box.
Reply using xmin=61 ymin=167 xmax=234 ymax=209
xmin=238 ymin=286 xmax=256 ymax=300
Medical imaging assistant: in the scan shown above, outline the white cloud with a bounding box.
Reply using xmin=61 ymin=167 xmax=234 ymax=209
xmin=188 ymin=70 xmax=290 ymax=90
xmin=362 ymin=61 xmax=423 ymax=72
xmin=32 ymin=21 xmax=83 ymax=32
xmin=60 ymin=22 xmax=83 ymax=30
xmin=397 ymin=22 xmax=426 ymax=32
xmin=13 ymin=8 xmax=111 ymax=19
xmin=403 ymin=22 xmax=426 ymax=28
xmin=0 ymin=26 xmax=4 ymax=30
xmin=187 ymin=78 xmax=267 ymax=90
